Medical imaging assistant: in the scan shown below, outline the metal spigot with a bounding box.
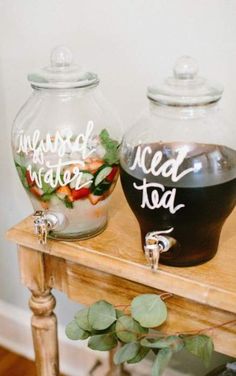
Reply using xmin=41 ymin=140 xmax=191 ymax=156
xmin=144 ymin=228 xmax=176 ymax=271
xmin=33 ymin=211 xmax=58 ymax=245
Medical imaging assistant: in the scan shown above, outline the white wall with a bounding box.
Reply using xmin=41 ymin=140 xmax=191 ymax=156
xmin=0 ymin=0 xmax=235 ymax=370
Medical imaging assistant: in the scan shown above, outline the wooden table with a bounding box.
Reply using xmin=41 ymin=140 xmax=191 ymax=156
xmin=6 ymin=184 xmax=236 ymax=376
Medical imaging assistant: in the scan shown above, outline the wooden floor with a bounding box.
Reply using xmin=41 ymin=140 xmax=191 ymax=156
xmin=0 ymin=347 xmax=66 ymax=376
xmin=0 ymin=346 xmax=36 ymax=376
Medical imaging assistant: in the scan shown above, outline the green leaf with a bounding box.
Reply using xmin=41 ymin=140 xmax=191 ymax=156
xmin=183 ymin=335 xmax=214 ymax=367
xmin=99 ymin=129 xmax=119 ymax=165
xmin=64 ymin=198 xmax=74 ymax=209
xmin=75 ymin=308 xmax=92 ymax=332
xmin=41 ymin=193 xmax=53 ymax=202
xmin=42 ymin=178 xmax=55 ymax=194
xmin=152 ymin=348 xmax=173 ymax=376
xmin=91 ymin=322 xmax=116 ymax=335
xmin=114 ymin=343 xmax=140 ymax=365
xmin=88 ymin=333 xmax=117 ymax=351
xmin=116 ymin=309 xmax=126 ymax=319
xmin=16 ymin=165 xmax=29 ymax=189
xmin=127 ymin=346 xmax=149 ymax=364
xmin=92 ymin=181 xmax=111 ymax=196
xmin=141 ymin=336 xmax=184 ymax=352
xmin=65 ymin=320 xmax=90 ymax=340
xmin=116 ymin=315 xmax=148 ymax=343
xmin=131 ymin=294 xmax=167 ymax=328
xmin=88 ymin=300 xmax=116 ymax=330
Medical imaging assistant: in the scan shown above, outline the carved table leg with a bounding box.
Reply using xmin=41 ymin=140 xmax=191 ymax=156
xmin=18 ymin=247 xmax=59 ymax=376
xmin=29 ymin=289 xmax=59 ymax=376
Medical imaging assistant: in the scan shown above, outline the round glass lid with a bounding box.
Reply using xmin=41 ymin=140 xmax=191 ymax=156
xmin=28 ymin=46 xmax=99 ymax=89
xmin=147 ymin=55 xmax=223 ymax=106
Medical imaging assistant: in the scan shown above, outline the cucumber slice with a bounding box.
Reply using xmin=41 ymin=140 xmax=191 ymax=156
xmin=69 ymin=171 xmax=94 ymax=189
xmin=93 ymin=181 xmax=111 ymax=196
xmin=94 ymin=166 xmax=112 ymax=186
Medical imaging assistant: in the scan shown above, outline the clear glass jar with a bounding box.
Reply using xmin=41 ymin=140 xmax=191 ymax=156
xmin=120 ymin=56 xmax=236 ymax=267
xmin=12 ymin=46 xmax=121 ymax=243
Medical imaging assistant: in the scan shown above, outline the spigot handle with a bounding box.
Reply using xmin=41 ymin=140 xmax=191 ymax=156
xmin=33 ymin=211 xmax=53 ymax=245
xmin=144 ymin=243 xmax=160 ymax=271
xmin=144 ymin=228 xmax=176 ymax=271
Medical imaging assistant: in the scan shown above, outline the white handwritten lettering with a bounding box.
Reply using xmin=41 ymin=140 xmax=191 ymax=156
xmin=130 ymin=145 xmax=194 ymax=182
xmin=16 ymin=121 xmax=96 ymax=190
xmin=133 ymin=179 xmax=185 ymax=214
xmin=130 ymin=145 xmax=194 ymax=214
xmin=17 ymin=121 xmax=96 ymax=165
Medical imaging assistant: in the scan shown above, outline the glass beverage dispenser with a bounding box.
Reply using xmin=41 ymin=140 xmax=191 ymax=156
xmin=120 ymin=56 xmax=236 ymax=268
xmin=12 ymin=47 xmax=121 ymax=244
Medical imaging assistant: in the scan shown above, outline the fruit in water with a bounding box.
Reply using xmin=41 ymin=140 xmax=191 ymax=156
xmin=71 ymin=187 xmax=90 ymax=200
xmin=56 ymin=186 xmax=73 ymax=202
xmin=88 ymin=193 xmax=102 ymax=205
xmin=30 ymin=186 xmax=44 ymax=197
xmin=26 ymin=170 xmax=35 ymax=186
xmin=106 ymin=166 xmax=119 ymax=182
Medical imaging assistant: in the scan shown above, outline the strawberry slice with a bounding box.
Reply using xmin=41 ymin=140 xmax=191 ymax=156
xmin=30 ymin=186 xmax=44 ymax=197
xmin=71 ymin=187 xmax=90 ymax=200
xmin=106 ymin=166 xmax=119 ymax=182
xmin=26 ymin=170 xmax=35 ymax=187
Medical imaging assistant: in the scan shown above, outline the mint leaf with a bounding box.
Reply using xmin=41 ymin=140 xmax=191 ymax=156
xmin=42 ymin=178 xmax=55 ymax=194
xmin=64 ymin=198 xmax=74 ymax=208
xmin=41 ymin=193 xmax=53 ymax=202
xmin=99 ymin=129 xmax=119 ymax=165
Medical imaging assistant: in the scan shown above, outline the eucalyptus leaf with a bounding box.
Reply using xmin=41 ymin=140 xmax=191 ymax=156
xmin=65 ymin=320 xmax=90 ymax=340
xmin=116 ymin=309 xmax=126 ymax=318
xmin=75 ymin=308 xmax=92 ymax=332
xmin=88 ymin=333 xmax=117 ymax=351
xmin=116 ymin=315 xmax=148 ymax=343
xmin=131 ymin=294 xmax=167 ymax=328
xmin=91 ymin=322 xmax=116 ymax=335
xmin=183 ymin=335 xmax=214 ymax=367
xmin=88 ymin=300 xmax=116 ymax=330
xmin=127 ymin=346 xmax=149 ymax=364
xmin=141 ymin=336 xmax=184 ymax=352
xmin=152 ymin=348 xmax=173 ymax=376
xmin=114 ymin=343 xmax=140 ymax=365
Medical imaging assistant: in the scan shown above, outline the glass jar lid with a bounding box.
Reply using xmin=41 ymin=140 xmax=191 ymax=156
xmin=147 ymin=56 xmax=223 ymax=106
xmin=28 ymin=46 xmax=99 ymax=89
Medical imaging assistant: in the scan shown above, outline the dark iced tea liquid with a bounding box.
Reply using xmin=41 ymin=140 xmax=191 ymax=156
xmin=120 ymin=143 xmax=236 ymax=266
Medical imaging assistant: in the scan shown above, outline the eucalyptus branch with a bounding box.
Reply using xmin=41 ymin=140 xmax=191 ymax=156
xmin=66 ymin=294 xmax=215 ymax=376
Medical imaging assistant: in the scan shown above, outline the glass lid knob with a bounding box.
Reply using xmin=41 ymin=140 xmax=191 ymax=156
xmin=173 ymin=55 xmax=199 ymax=80
xmin=50 ymin=46 xmax=73 ymax=68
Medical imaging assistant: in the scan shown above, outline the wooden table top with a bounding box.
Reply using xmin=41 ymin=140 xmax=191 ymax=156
xmin=6 ymin=184 xmax=236 ymax=315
